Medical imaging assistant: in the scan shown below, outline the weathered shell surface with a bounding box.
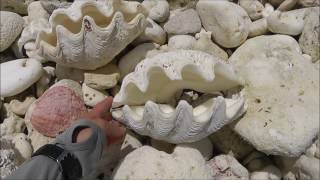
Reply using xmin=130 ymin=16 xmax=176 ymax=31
xmin=112 ymin=96 xmax=245 ymax=143
xmin=29 ymin=80 xmax=86 ymax=137
xmin=36 ymin=0 xmax=148 ymax=70
xmin=113 ymin=50 xmax=242 ymax=107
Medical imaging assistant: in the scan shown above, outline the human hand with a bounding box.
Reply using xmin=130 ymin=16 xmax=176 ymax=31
xmin=78 ymin=97 xmax=126 ymax=146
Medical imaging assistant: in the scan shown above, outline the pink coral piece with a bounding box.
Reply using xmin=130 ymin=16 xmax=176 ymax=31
xmin=31 ymin=86 xmax=86 ymax=137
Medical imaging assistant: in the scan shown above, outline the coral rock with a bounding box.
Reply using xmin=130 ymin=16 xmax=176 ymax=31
xmin=196 ymin=1 xmax=252 ymax=48
xmin=207 ymin=154 xmax=249 ymax=180
xmin=9 ymin=96 xmax=36 ymax=116
xmin=230 ymin=35 xmax=319 ymax=157
xmin=0 ymin=59 xmax=43 ymax=98
xmin=164 ymin=8 xmax=201 ymax=35
xmin=112 ymin=145 xmax=211 ymax=179
xmin=142 ymin=0 xmax=169 ymax=22
xmin=0 ymin=11 xmax=24 ymax=52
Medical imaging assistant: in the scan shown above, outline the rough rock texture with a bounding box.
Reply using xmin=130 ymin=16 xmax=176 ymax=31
xmin=142 ymin=0 xmax=170 ymax=22
xmin=29 ymin=80 xmax=86 ymax=137
xmin=84 ymin=73 xmax=119 ymax=90
xmin=134 ymin=18 xmax=167 ymax=45
xmin=0 ymin=138 xmax=24 ymax=179
xmin=298 ymin=0 xmax=320 ymax=7
xmin=0 ymin=115 xmax=25 ymax=136
xmin=168 ymin=35 xmax=196 ymax=50
xmin=40 ymin=0 xmax=72 ymax=14
xmin=9 ymin=97 xmax=36 ymax=116
xmin=0 ymin=11 xmax=25 ymax=52
xmin=112 ymin=146 xmax=211 ymax=179
xmin=230 ymin=35 xmax=319 ymax=157
xmin=275 ymin=155 xmax=320 ymax=180
xmin=82 ymin=83 xmax=108 ymax=107
xmin=194 ymin=30 xmax=228 ymax=61
xmin=0 ymin=0 xmax=35 ymax=14
xmin=118 ymin=43 xmax=159 ymax=80
xmin=196 ymin=1 xmax=251 ymax=48
xmin=250 ymin=165 xmax=282 ymax=180
xmin=164 ymin=8 xmax=201 ymax=35
xmin=209 ymin=125 xmax=255 ymax=160
xmin=207 ymin=154 xmax=249 ymax=180
xmin=0 ymin=59 xmax=43 ymax=98
xmin=299 ymin=7 xmax=320 ymax=62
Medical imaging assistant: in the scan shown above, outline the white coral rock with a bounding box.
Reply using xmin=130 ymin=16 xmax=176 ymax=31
xmin=142 ymin=0 xmax=170 ymax=22
xmin=196 ymin=1 xmax=252 ymax=48
xmin=36 ymin=0 xmax=148 ymax=70
xmin=112 ymin=145 xmax=211 ymax=179
xmin=9 ymin=96 xmax=36 ymax=116
xmin=82 ymin=83 xmax=108 ymax=107
xmin=0 ymin=11 xmax=25 ymax=52
xmin=0 ymin=59 xmax=43 ymax=98
xmin=118 ymin=43 xmax=159 ymax=80
xmin=267 ymin=9 xmax=306 ymax=35
xmin=207 ymin=154 xmax=249 ymax=180
xmin=134 ymin=18 xmax=166 ymax=45
xmin=239 ymin=0 xmax=265 ymax=20
xmin=12 ymin=133 xmax=33 ymax=160
xmin=0 ymin=115 xmax=25 ymax=137
xmin=230 ymin=35 xmax=319 ymax=157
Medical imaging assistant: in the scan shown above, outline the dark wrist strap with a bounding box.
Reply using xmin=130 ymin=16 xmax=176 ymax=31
xmin=32 ymin=144 xmax=82 ymax=180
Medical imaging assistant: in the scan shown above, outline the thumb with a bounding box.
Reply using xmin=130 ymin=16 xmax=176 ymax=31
xmin=91 ymin=96 xmax=113 ymax=117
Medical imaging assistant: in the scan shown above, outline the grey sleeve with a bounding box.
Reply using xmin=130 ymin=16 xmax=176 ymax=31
xmin=4 ymin=119 xmax=107 ymax=180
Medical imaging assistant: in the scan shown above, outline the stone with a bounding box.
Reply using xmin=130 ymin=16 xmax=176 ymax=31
xmin=275 ymin=155 xmax=320 ymax=180
xmin=168 ymin=35 xmax=196 ymax=50
xmin=230 ymin=35 xmax=319 ymax=157
xmin=36 ymin=66 xmax=55 ymax=97
xmin=299 ymin=7 xmax=320 ymax=62
xmin=9 ymin=96 xmax=36 ymax=116
xmin=242 ymin=151 xmax=273 ymax=172
xmin=298 ymin=0 xmax=320 ymax=7
xmin=84 ymin=73 xmax=119 ymax=90
xmin=40 ymin=0 xmax=72 ymax=14
xmin=27 ymin=1 xmax=49 ymax=22
xmin=164 ymin=8 xmax=201 ymax=35
xmin=267 ymin=9 xmax=306 ymax=36
xmin=0 ymin=59 xmax=43 ymax=98
xmin=134 ymin=18 xmax=167 ymax=45
xmin=196 ymin=1 xmax=251 ymax=48
xmin=0 ymin=11 xmax=24 ymax=52
xmin=11 ymin=133 xmax=33 ymax=160
xmin=82 ymin=83 xmax=108 ymax=107
xmin=207 ymin=154 xmax=249 ymax=180
xmin=0 ymin=0 xmax=35 ymax=15
xmin=194 ymin=29 xmax=228 ymax=61
xmin=112 ymin=145 xmax=211 ymax=179
xmin=0 ymin=114 xmax=25 ymax=136
xmin=180 ymin=138 xmax=213 ymax=160
xmin=209 ymin=125 xmax=255 ymax=160
xmin=239 ymin=0 xmax=265 ymax=20
xmin=118 ymin=43 xmax=159 ymax=80
xmin=142 ymin=0 xmax=170 ymax=22
xmin=250 ymin=165 xmax=282 ymax=180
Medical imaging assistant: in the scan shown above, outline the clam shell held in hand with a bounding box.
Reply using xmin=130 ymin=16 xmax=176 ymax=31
xmin=113 ymin=50 xmax=242 ymax=107
xmin=1 ymin=59 xmax=43 ymax=98
xmin=112 ymin=50 xmax=246 ymax=143
xmin=29 ymin=80 xmax=86 ymax=137
xmin=35 ymin=0 xmax=148 ymax=70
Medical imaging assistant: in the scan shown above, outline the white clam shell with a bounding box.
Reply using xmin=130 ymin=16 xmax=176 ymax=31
xmin=0 ymin=59 xmax=43 ymax=98
xmin=36 ymin=0 xmax=148 ymax=70
xmin=113 ymin=50 xmax=242 ymax=107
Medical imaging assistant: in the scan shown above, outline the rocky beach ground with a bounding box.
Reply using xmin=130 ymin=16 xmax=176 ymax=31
xmin=0 ymin=0 xmax=319 ymax=179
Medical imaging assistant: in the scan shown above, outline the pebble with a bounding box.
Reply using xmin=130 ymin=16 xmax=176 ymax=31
xmin=164 ymin=8 xmax=201 ymax=35
xmin=0 ymin=59 xmax=43 ymax=98
xmin=0 ymin=11 xmax=25 ymax=52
